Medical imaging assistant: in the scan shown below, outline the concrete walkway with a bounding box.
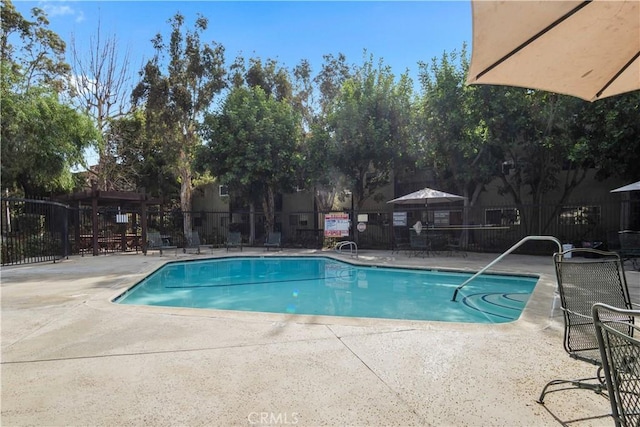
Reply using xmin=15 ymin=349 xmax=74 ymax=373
xmin=2 ymin=249 xmax=638 ymax=426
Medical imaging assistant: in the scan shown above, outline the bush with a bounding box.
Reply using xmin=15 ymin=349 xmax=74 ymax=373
xmin=24 ymin=234 xmax=62 ymax=257
xmin=1 ymin=239 xmax=25 ymax=265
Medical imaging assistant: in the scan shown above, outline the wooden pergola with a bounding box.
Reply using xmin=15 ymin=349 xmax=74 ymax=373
xmin=57 ymin=182 xmax=162 ymax=256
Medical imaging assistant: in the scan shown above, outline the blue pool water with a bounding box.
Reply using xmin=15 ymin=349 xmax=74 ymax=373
xmin=115 ymin=256 xmax=539 ymax=323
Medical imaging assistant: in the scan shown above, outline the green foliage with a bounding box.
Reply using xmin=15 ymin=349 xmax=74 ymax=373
xmin=105 ymin=110 xmax=179 ymax=196
xmin=291 ymin=54 xmax=354 ymax=210
xmin=416 ymin=46 xmax=492 ymax=203
xmin=0 ymin=0 xmax=96 ymax=196
xmin=328 ymin=54 xmax=414 ymax=208
xmin=570 ymin=91 xmax=640 ymax=182
xmin=230 ymin=56 xmax=293 ymax=101
xmin=315 ymin=53 xmax=352 ymax=116
xmin=200 ymin=85 xmax=302 ymax=231
xmin=1 ymin=77 xmax=98 ymax=195
xmin=1 ymin=233 xmax=63 ymax=264
xmin=1 ymin=0 xmax=71 ymax=93
xmin=132 ymin=12 xmax=226 ymax=233
xmin=1 ymin=239 xmax=24 ymax=264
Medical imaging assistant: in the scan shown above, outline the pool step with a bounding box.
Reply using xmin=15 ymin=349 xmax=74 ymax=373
xmin=460 ymin=292 xmax=529 ymax=322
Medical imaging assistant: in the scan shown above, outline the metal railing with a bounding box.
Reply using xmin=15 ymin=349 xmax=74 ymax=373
xmin=335 ymin=240 xmax=358 ymax=258
xmin=1 ymin=197 xmax=70 ymax=266
xmin=451 ymin=235 xmax=563 ymax=302
xmin=3 ymin=196 xmax=631 ymax=265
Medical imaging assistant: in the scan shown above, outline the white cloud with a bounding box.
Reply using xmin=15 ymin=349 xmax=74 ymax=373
xmin=40 ymin=2 xmax=84 ymax=23
xmin=42 ymin=4 xmax=75 ymax=18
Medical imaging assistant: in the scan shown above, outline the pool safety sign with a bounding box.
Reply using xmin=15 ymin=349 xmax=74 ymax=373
xmin=324 ymin=213 xmax=350 ymax=237
xmin=393 ymin=211 xmax=407 ymax=226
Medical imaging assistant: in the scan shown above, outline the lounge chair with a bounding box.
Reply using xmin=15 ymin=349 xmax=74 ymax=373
xmin=537 ymin=248 xmax=634 ymax=404
xmin=226 ymin=232 xmax=243 ymax=252
xmin=146 ymin=231 xmax=178 ymax=256
xmin=264 ymin=231 xmax=282 ymax=251
xmin=592 ymin=303 xmax=639 ymax=426
xmin=184 ymin=230 xmax=213 ymax=255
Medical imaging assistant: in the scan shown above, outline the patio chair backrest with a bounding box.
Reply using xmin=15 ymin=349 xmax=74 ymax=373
xmin=228 ymin=232 xmax=241 ymax=244
xmin=186 ymin=230 xmax=201 ymax=247
xmin=147 ymin=231 xmax=163 ymax=248
xmin=409 ymin=229 xmax=428 ymax=249
xmin=266 ymin=232 xmax=281 ymax=245
xmin=592 ymin=303 xmax=640 ymax=427
xmin=555 ymin=248 xmax=633 ymax=364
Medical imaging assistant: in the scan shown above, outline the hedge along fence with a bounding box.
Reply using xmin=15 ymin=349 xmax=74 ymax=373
xmin=1 ymin=198 xmax=69 ymax=266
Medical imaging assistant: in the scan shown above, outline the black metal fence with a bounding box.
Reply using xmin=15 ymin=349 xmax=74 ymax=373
xmin=184 ymin=198 xmax=637 ymax=255
xmin=1 ymin=198 xmax=69 ymax=266
xmin=2 ymin=197 xmax=637 ymax=266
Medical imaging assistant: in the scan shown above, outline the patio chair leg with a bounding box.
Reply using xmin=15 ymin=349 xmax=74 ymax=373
xmin=537 ymin=375 xmax=606 ymax=404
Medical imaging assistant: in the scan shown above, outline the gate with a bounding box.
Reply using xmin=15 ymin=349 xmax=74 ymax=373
xmin=1 ymin=198 xmax=69 ymax=266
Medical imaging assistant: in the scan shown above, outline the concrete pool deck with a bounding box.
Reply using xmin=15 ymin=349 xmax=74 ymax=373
xmin=2 ymin=249 xmax=639 ymax=426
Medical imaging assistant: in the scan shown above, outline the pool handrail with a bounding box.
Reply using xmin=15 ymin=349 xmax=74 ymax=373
xmin=335 ymin=240 xmax=358 ymax=258
xmin=451 ymin=235 xmax=562 ymax=302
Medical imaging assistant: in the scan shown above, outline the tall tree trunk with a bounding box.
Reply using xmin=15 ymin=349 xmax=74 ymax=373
xmin=249 ymin=202 xmax=256 ymax=245
xmin=262 ymin=185 xmax=276 ymax=234
xmin=179 ymin=149 xmax=192 ymax=238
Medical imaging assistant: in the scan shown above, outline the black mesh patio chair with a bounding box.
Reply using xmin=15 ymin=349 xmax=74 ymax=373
xmin=538 ymin=248 xmax=634 ymax=404
xmin=593 ymin=303 xmax=640 ymax=426
xmin=226 ymin=232 xmax=243 ymax=252
xmin=264 ymin=231 xmax=282 ymax=251
xmin=184 ymin=231 xmax=213 ymax=255
xmin=409 ymin=229 xmax=430 ymax=258
xmin=146 ymin=231 xmax=178 ymax=256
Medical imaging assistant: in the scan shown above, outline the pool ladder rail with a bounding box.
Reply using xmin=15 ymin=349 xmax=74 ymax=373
xmin=335 ymin=240 xmax=358 ymax=258
xmin=451 ymin=235 xmax=562 ymax=302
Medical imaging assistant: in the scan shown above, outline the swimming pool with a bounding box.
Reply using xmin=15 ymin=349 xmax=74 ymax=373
xmin=115 ymin=256 xmax=539 ymax=323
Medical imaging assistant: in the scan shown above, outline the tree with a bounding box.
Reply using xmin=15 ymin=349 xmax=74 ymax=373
xmin=228 ymin=55 xmax=293 ymax=101
xmin=132 ymin=13 xmax=226 ymax=236
xmin=416 ymin=47 xmax=492 ymax=213
xmin=104 ymin=111 xmax=179 ymax=197
xmin=328 ymin=54 xmax=414 ymax=208
xmin=200 ymin=86 xmax=302 ymax=238
xmin=315 ymin=53 xmax=352 ymax=117
xmin=477 ymin=86 xmax=590 ymax=234
xmin=69 ymin=20 xmax=134 ymax=190
xmin=571 ymin=91 xmax=640 ymax=182
xmin=0 ymin=0 xmax=70 ymax=93
xmin=1 ymin=79 xmax=98 ymax=195
xmin=1 ymin=0 xmax=97 ymax=196
xmin=287 ymin=55 xmax=353 ymax=211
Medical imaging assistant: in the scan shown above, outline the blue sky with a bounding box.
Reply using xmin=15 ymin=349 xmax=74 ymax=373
xmin=14 ymin=1 xmax=472 ymax=84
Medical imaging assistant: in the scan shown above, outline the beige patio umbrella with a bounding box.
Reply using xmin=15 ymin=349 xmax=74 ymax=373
xmin=467 ymin=0 xmax=640 ymax=102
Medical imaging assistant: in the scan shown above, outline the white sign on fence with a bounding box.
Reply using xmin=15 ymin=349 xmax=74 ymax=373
xmin=393 ymin=211 xmax=407 ymax=226
xmin=324 ymin=213 xmax=350 ymax=237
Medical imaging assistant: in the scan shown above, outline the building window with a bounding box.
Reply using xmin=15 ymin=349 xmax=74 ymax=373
xmin=485 ymin=208 xmax=520 ymax=226
xmin=558 ymin=206 xmax=601 ymax=225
